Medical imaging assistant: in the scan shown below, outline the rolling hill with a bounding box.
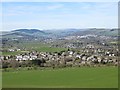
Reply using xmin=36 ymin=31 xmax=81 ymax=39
xmin=1 ymin=28 xmax=118 ymax=40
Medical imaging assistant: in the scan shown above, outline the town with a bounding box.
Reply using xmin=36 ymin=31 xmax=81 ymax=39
xmin=1 ymin=29 xmax=119 ymax=71
xmin=1 ymin=2 xmax=119 ymax=88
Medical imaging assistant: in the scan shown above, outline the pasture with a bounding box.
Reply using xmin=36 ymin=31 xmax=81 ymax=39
xmin=2 ymin=42 xmax=67 ymax=56
xmin=18 ymin=42 xmax=67 ymax=52
xmin=2 ymin=51 xmax=29 ymax=56
xmin=2 ymin=66 xmax=118 ymax=88
xmin=34 ymin=47 xmax=67 ymax=52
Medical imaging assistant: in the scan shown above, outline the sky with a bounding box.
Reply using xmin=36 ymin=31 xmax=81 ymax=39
xmin=1 ymin=2 xmax=118 ymax=31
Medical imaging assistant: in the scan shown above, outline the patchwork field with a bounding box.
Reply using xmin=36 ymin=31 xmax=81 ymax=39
xmin=2 ymin=66 xmax=118 ymax=88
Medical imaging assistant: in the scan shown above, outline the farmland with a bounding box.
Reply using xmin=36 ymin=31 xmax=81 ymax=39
xmin=34 ymin=47 xmax=67 ymax=52
xmin=2 ymin=66 xmax=118 ymax=88
xmin=2 ymin=51 xmax=29 ymax=56
xmin=1 ymin=29 xmax=118 ymax=88
xmin=15 ymin=42 xmax=67 ymax=52
xmin=1 ymin=1 xmax=119 ymax=89
xmin=2 ymin=42 xmax=67 ymax=56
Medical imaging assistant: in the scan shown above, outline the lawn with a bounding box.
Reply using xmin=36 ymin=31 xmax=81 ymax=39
xmin=2 ymin=66 xmax=118 ymax=88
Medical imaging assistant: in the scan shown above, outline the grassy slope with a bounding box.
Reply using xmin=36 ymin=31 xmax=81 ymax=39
xmin=2 ymin=67 xmax=118 ymax=88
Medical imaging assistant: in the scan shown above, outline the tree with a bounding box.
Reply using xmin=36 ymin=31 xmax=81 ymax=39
xmin=2 ymin=61 xmax=9 ymax=69
xmin=31 ymin=58 xmax=46 ymax=67
xmin=9 ymin=60 xmax=19 ymax=69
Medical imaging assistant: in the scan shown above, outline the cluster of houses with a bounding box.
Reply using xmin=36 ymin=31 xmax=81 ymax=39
xmin=0 ymin=48 xmax=21 ymax=52
xmin=16 ymin=54 xmax=37 ymax=61
xmin=1 ymin=44 xmax=118 ymax=68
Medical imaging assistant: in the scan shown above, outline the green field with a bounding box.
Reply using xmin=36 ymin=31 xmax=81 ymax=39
xmin=2 ymin=42 xmax=67 ymax=56
xmin=2 ymin=66 xmax=118 ymax=88
xmin=17 ymin=42 xmax=67 ymax=52
xmin=2 ymin=51 xmax=29 ymax=56
xmin=2 ymin=47 xmax=67 ymax=56
xmin=34 ymin=47 xmax=67 ymax=52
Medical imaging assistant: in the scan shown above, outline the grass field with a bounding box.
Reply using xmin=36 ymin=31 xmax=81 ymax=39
xmin=2 ymin=66 xmax=118 ymax=88
xmin=2 ymin=43 xmax=67 ymax=56
xmin=34 ymin=47 xmax=67 ymax=52
xmin=2 ymin=51 xmax=29 ymax=56
xmin=18 ymin=42 xmax=67 ymax=52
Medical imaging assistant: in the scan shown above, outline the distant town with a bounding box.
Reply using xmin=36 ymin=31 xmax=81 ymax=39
xmin=0 ymin=28 xmax=119 ymax=71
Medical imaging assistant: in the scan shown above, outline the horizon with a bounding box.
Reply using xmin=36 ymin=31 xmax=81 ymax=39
xmin=1 ymin=27 xmax=118 ymax=32
xmin=1 ymin=2 xmax=118 ymax=31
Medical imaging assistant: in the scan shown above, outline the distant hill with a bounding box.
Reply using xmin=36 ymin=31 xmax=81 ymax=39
xmin=1 ymin=29 xmax=48 ymax=39
xmin=2 ymin=32 xmax=34 ymax=38
xmin=44 ymin=29 xmax=82 ymax=38
xmin=1 ymin=28 xmax=118 ymax=40
xmin=74 ymin=28 xmax=118 ymax=37
xmin=12 ymin=29 xmax=45 ymax=34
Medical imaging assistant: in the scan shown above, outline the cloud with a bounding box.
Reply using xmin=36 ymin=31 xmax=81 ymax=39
xmin=2 ymin=3 xmax=64 ymax=17
xmin=1 ymin=2 xmax=118 ymax=31
xmin=78 ymin=2 xmax=118 ymax=15
xmin=47 ymin=4 xmax=64 ymax=10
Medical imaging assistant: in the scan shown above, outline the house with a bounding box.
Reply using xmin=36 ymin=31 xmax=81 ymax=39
xmin=69 ymin=51 xmax=73 ymax=55
xmin=17 ymin=49 xmax=21 ymax=51
xmin=0 ymin=56 xmax=4 ymax=60
xmin=82 ymin=56 xmax=87 ymax=61
xmin=8 ymin=49 xmax=15 ymax=52
xmin=30 ymin=55 xmax=37 ymax=60
xmin=16 ymin=55 xmax=22 ymax=61
xmin=86 ymin=44 xmax=95 ymax=49
xmin=76 ymin=55 xmax=81 ymax=59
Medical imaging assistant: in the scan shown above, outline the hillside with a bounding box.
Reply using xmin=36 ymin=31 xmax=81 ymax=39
xmin=12 ymin=29 xmax=45 ymax=34
xmin=1 ymin=28 xmax=118 ymax=40
xmin=1 ymin=29 xmax=48 ymax=39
